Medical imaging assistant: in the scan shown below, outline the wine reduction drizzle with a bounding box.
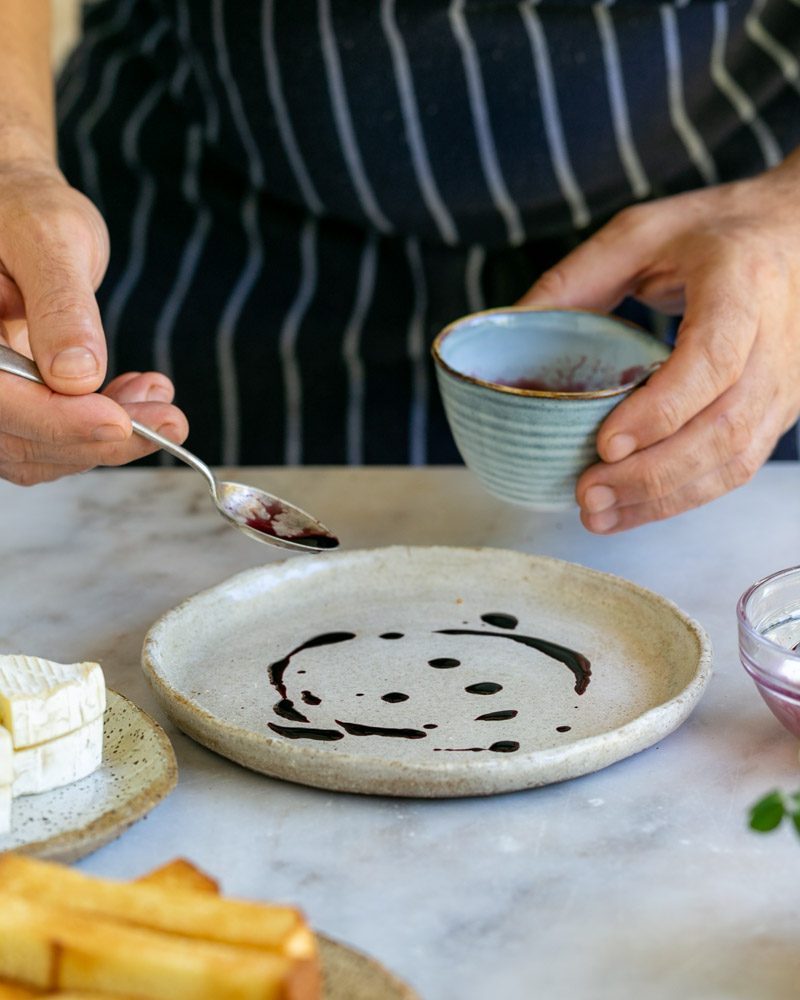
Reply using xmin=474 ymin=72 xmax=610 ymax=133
xmin=475 ymin=709 xmax=518 ymax=721
xmin=435 ymin=629 xmax=591 ymax=695
xmin=465 ymin=682 xmax=503 ymax=695
xmin=244 ymin=500 xmax=339 ymax=548
xmin=265 ymin=614 xmax=590 ymax=754
xmin=336 ymin=720 xmax=427 ymax=740
xmin=480 ymin=613 xmax=518 ymax=630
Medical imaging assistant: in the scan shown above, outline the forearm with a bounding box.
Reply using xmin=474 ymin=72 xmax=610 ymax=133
xmin=0 ymin=0 xmax=55 ymax=164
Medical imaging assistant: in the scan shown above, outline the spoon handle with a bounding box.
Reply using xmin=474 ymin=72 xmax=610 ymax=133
xmin=0 ymin=344 xmax=217 ymax=495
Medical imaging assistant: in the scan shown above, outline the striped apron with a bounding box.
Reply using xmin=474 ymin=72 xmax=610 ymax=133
xmin=57 ymin=0 xmax=800 ymax=465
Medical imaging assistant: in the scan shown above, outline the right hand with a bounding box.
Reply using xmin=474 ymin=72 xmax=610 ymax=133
xmin=0 ymin=160 xmax=188 ymax=486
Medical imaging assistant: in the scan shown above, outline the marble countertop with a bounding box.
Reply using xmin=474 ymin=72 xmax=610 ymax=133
xmin=3 ymin=465 xmax=799 ymax=1000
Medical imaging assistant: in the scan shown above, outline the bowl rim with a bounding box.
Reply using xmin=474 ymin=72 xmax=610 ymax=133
xmin=737 ymin=564 xmax=800 ymax=669
xmin=430 ymin=306 xmax=663 ymax=400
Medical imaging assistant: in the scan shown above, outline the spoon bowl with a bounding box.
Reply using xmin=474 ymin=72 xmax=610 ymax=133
xmin=0 ymin=344 xmax=339 ymax=554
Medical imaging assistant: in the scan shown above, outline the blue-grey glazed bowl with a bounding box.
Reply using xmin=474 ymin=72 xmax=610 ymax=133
xmin=432 ymin=308 xmax=671 ymax=510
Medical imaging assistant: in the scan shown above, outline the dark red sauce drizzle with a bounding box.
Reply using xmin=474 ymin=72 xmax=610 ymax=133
xmin=475 ymin=709 xmax=518 ymax=721
xmin=480 ymin=613 xmax=518 ymax=630
xmin=465 ymin=682 xmax=503 ymax=695
xmin=336 ymin=720 xmax=427 ymax=740
xmin=265 ymin=614 xmax=590 ymax=752
xmin=435 ymin=629 xmax=591 ymax=695
xmin=268 ymin=723 xmax=343 ymax=741
xmin=435 ymin=741 xmax=520 ymax=753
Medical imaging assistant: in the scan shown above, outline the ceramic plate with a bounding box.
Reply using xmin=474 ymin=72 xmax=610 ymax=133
xmin=142 ymin=547 xmax=711 ymax=798
xmin=1 ymin=690 xmax=177 ymax=861
xmin=321 ymin=935 xmax=418 ymax=1000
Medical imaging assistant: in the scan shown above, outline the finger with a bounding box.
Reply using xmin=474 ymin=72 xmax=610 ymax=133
xmin=0 ymin=273 xmax=25 ymax=320
xmin=0 ymin=400 xmax=188 ymax=468
xmin=578 ymin=433 xmax=773 ymax=534
xmin=518 ymin=205 xmax=666 ymax=311
xmin=8 ymin=204 xmax=109 ymax=395
xmin=0 ymin=370 xmax=131 ymax=444
xmin=580 ymin=313 xmax=783 ymax=514
xmin=104 ymin=371 xmax=175 ymax=405
xmin=0 ymin=461 xmax=92 ymax=487
xmin=595 ymin=259 xmax=760 ymax=463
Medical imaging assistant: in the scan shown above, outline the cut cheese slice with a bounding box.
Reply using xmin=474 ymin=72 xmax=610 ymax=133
xmin=0 ymin=725 xmax=12 ymax=786
xmin=0 ymin=656 xmax=105 ymax=749
xmin=0 ymin=784 xmax=10 ymax=835
xmin=13 ymin=716 xmax=103 ymax=797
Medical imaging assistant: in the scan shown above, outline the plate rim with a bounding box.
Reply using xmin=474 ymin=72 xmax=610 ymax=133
xmin=318 ymin=932 xmax=420 ymax=1000
xmin=142 ymin=546 xmax=713 ymax=797
xmin=6 ymin=689 xmax=178 ymax=862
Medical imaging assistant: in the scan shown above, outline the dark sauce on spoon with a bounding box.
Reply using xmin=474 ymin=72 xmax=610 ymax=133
xmin=244 ymin=500 xmax=339 ymax=548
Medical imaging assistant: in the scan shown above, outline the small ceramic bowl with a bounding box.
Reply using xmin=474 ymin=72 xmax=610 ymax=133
xmin=431 ymin=308 xmax=671 ymax=510
xmin=738 ymin=566 xmax=800 ymax=737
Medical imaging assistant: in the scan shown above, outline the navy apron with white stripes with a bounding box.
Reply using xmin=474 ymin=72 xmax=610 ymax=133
xmin=56 ymin=0 xmax=800 ymax=466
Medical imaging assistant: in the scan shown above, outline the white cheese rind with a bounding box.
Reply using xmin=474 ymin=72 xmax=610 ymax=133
xmin=12 ymin=716 xmax=103 ymax=797
xmin=0 ymin=725 xmax=12 ymax=785
xmin=0 ymin=656 xmax=105 ymax=749
xmin=0 ymin=784 xmax=9 ymax=834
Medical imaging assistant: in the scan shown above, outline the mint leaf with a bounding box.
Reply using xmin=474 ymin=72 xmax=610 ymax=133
xmin=749 ymin=790 xmax=786 ymax=832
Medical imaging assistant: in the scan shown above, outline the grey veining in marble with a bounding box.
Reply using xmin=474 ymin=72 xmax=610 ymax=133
xmin=1 ymin=466 xmax=799 ymax=999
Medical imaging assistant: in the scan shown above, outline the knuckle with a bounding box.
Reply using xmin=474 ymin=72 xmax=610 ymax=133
xmin=605 ymin=204 xmax=651 ymax=240
xmin=713 ymin=408 xmax=754 ymax=459
xmin=533 ymin=266 xmax=567 ymax=300
xmin=0 ymin=434 xmax=30 ymax=464
xmin=649 ymin=390 xmax=685 ymax=438
xmin=723 ymin=449 xmax=761 ymax=491
xmin=639 ymin=459 xmax=676 ymax=500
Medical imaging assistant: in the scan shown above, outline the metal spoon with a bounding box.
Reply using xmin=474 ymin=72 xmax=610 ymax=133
xmin=0 ymin=343 xmax=339 ymax=553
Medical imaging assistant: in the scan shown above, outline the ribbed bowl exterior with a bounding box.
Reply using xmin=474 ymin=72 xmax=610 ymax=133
xmin=436 ymin=368 xmax=626 ymax=509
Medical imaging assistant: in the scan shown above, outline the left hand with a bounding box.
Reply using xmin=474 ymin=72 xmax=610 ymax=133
xmin=519 ymin=150 xmax=800 ymax=533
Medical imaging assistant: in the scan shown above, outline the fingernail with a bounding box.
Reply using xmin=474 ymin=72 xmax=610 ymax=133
xmin=605 ymin=433 xmax=636 ymax=463
xmin=50 ymin=347 xmax=99 ymax=379
xmin=147 ymin=384 xmax=173 ymax=402
xmin=92 ymin=424 xmax=127 ymax=442
xmin=583 ymin=485 xmax=617 ymax=514
xmin=589 ymin=509 xmax=619 ymax=533
xmin=157 ymin=422 xmax=181 ymax=441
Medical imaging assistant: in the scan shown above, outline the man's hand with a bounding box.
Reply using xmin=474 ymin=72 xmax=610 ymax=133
xmin=0 ymin=162 xmax=188 ymax=485
xmin=519 ymin=151 xmax=800 ymax=533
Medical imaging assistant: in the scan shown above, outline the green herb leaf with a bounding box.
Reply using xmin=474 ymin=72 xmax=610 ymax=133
xmin=749 ymin=790 xmax=786 ymax=832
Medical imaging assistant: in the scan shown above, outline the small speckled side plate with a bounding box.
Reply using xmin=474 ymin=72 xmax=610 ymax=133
xmin=320 ymin=935 xmax=419 ymax=1000
xmin=0 ymin=690 xmax=177 ymax=861
xmin=142 ymin=547 xmax=712 ymax=798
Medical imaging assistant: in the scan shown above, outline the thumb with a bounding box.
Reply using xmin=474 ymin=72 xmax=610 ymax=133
xmin=11 ymin=222 xmax=108 ymax=395
xmin=517 ymin=207 xmax=657 ymax=312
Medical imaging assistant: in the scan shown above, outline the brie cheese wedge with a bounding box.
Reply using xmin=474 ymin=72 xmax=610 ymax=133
xmin=12 ymin=716 xmax=103 ymax=797
xmin=0 ymin=656 xmax=105 ymax=749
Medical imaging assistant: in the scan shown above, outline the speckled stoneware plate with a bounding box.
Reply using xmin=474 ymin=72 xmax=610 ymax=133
xmin=0 ymin=690 xmax=177 ymax=861
xmin=142 ymin=547 xmax=711 ymax=797
xmin=320 ymin=935 xmax=419 ymax=999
